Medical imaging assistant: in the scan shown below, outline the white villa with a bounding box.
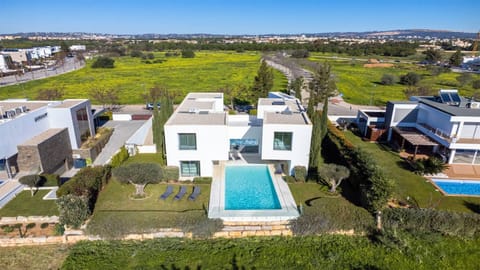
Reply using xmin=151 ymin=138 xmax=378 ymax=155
xmin=164 ymin=92 xmax=312 ymax=178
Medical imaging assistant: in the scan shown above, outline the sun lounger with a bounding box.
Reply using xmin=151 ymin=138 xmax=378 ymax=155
xmin=159 ymin=185 xmax=174 ymax=200
xmin=174 ymin=186 xmax=187 ymax=200
xmin=188 ymin=186 xmax=201 ymax=201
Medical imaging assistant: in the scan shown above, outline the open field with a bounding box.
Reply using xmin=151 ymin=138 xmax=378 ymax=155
xmin=0 ymin=51 xmax=287 ymax=104
xmin=344 ymin=131 xmax=480 ymax=212
xmin=0 ymin=190 xmax=58 ymax=217
xmin=309 ymin=52 xmax=480 ymax=105
xmin=0 ymin=245 xmax=70 ymax=270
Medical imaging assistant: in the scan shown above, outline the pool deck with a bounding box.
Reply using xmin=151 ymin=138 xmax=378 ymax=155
xmin=208 ymin=161 xmax=299 ymax=222
xmin=444 ymin=164 xmax=480 ymax=180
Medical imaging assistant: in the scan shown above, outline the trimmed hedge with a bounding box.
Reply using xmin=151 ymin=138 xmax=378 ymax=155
xmin=383 ymin=208 xmax=480 ymax=237
xmin=110 ymin=147 xmax=129 ymax=168
xmin=163 ymin=166 xmax=179 ymax=181
xmin=193 ymin=177 xmax=212 ymax=184
xmin=293 ymin=166 xmax=307 ymax=182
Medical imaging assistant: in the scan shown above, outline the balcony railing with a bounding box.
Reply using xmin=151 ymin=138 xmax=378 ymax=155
xmin=417 ymin=122 xmax=451 ymax=141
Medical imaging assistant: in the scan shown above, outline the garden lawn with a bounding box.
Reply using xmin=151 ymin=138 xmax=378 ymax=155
xmin=0 ymin=245 xmax=70 ymax=270
xmin=344 ymin=131 xmax=480 ymax=212
xmin=87 ymin=180 xmax=211 ymax=237
xmin=289 ymin=182 xmax=373 ymax=233
xmin=308 ymin=52 xmax=480 ymax=105
xmin=0 ymin=190 xmax=58 ymax=217
xmin=0 ymin=51 xmax=287 ymax=104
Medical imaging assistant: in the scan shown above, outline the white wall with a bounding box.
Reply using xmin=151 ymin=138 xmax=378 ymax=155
xmin=417 ymin=104 xmax=453 ymax=135
xmin=261 ymin=124 xmax=312 ymax=174
xmin=0 ymin=107 xmax=50 ymax=158
xmin=112 ymin=114 xmax=132 ymax=121
xmin=165 ymin=124 xmax=229 ymax=177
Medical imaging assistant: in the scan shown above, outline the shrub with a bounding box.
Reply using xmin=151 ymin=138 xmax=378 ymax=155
xmin=291 ymin=49 xmax=310 ymax=58
xmin=56 ymin=194 xmax=91 ymax=229
xmin=181 ymin=49 xmax=195 ymax=58
xmin=54 ymin=223 xmax=65 ymax=236
xmin=163 ymin=166 xmax=179 ymax=181
xmin=380 ymin=74 xmax=397 ymax=85
xmin=409 ymin=157 xmax=448 ymax=175
xmin=147 ymin=53 xmax=155 ymax=59
xmin=40 ymin=222 xmax=49 ymax=229
xmin=26 ymin=223 xmax=36 ymax=230
xmin=130 ymin=50 xmax=143 ymax=58
xmin=400 ymin=72 xmax=421 ymax=86
xmin=383 ymin=208 xmax=480 ymax=237
xmin=2 ymin=225 xmax=13 ymax=233
xmin=293 ymin=166 xmax=307 ymax=182
xmin=110 ymin=146 xmax=129 ymax=168
xmin=283 ymin=175 xmax=296 ymax=183
xmin=91 ymin=57 xmax=115 ymax=68
xmin=472 ymin=80 xmax=480 ymax=90
xmin=248 ymin=109 xmax=257 ymax=115
xmin=193 ymin=177 xmax=212 ymax=184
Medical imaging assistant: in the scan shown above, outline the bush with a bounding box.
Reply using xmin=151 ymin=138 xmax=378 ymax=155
xmin=54 ymin=223 xmax=65 ymax=236
xmin=400 ymin=72 xmax=421 ymax=86
xmin=383 ymin=208 xmax=480 ymax=237
xmin=291 ymin=49 xmax=310 ymax=58
xmin=110 ymin=147 xmax=129 ymax=168
xmin=163 ymin=166 xmax=179 ymax=181
xmin=91 ymin=57 xmax=115 ymax=68
xmin=293 ymin=166 xmax=307 ymax=182
xmin=130 ymin=50 xmax=143 ymax=58
xmin=147 ymin=53 xmax=155 ymax=59
xmin=409 ymin=157 xmax=447 ymax=175
xmin=193 ymin=177 xmax=212 ymax=184
xmin=283 ymin=175 xmax=296 ymax=183
xmin=56 ymin=194 xmax=91 ymax=229
xmin=26 ymin=223 xmax=36 ymax=230
xmin=473 ymin=80 xmax=480 ymax=90
xmin=181 ymin=49 xmax=195 ymax=58
xmin=1 ymin=225 xmax=13 ymax=233
xmin=380 ymin=74 xmax=397 ymax=85
xmin=39 ymin=174 xmax=60 ymax=187
xmin=248 ymin=109 xmax=257 ymax=115
xmin=40 ymin=222 xmax=49 ymax=229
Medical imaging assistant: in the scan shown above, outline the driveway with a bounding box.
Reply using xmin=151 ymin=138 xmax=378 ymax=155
xmin=93 ymin=120 xmax=147 ymax=165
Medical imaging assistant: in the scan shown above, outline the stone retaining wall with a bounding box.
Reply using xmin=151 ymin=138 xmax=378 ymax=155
xmin=0 ymin=216 xmax=59 ymax=225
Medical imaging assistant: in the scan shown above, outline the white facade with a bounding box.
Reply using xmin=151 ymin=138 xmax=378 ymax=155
xmin=385 ymin=91 xmax=480 ymax=164
xmin=0 ymin=99 xmax=95 ymax=162
xmin=165 ymin=92 xmax=312 ymax=178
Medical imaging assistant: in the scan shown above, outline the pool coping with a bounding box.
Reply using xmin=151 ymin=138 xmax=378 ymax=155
xmin=428 ymin=178 xmax=480 ymax=198
xmin=208 ymin=163 xmax=300 ymax=222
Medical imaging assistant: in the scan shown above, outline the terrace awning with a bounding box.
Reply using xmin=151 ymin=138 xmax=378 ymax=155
xmin=392 ymin=127 xmax=439 ymax=158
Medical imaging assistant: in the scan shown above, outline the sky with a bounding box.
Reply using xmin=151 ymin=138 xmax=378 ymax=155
xmin=1 ymin=0 xmax=479 ymax=35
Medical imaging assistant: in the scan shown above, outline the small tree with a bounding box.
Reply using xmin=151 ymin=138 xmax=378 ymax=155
xmin=423 ymin=48 xmax=442 ymax=63
xmin=56 ymin=194 xmax=91 ymax=229
xmin=91 ymin=57 xmax=115 ymax=68
xmin=19 ymin=174 xmax=41 ymax=196
xmin=113 ymin=163 xmax=162 ymax=197
xmin=449 ymin=50 xmax=463 ymax=66
xmin=318 ymin=163 xmax=350 ymax=193
xmin=181 ymin=49 xmax=195 ymax=58
xmin=291 ymin=49 xmax=310 ymax=58
xmin=380 ymin=74 xmax=397 ymax=85
xmin=36 ymin=88 xmax=64 ymax=100
xmin=400 ymin=72 xmax=421 ymax=86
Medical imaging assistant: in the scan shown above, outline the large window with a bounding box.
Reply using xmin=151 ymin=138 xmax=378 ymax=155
xmin=273 ymin=132 xmax=293 ymax=151
xmin=179 ymin=133 xmax=197 ymax=150
xmin=180 ymin=161 xmax=200 ymax=177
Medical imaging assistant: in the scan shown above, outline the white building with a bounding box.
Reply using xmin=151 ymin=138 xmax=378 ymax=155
xmin=381 ymin=89 xmax=480 ymax=164
xmin=0 ymin=99 xmax=95 ymax=178
xmin=164 ymin=92 xmax=312 ymax=178
xmin=69 ymin=45 xmax=86 ymax=51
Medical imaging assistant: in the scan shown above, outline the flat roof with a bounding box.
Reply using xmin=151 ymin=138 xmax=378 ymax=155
xmin=264 ymin=111 xmax=309 ymax=125
xmin=167 ymin=92 xmax=226 ymax=125
xmin=419 ymin=98 xmax=480 ymax=117
xmin=50 ymin=99 xmax=87 ymax=109
xmin=169 ymin=112 xmax=226 ymax=125
xmin=0 ymin=100 xmax=48 ymax=112
xmin=20 ymin=128 xmax=66 ymax=146
xmin=260 ymin=98 xmax=310 ymax=125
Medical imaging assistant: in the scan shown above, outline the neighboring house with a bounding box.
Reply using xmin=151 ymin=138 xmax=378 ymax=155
xmin=359 ymin=89 xmax=480 ymax=164
xmin=0 ymin=54 xmax=14 ymax=72
xmin=1 ymin=49 xmax=31 ymax=64
xmin=0 ymin=99 xmax=96 ymax=178
xmin=69 ymin=45 xmax=86 ymax=51
xmin=164 ymin=92 xmax=312 ymax=178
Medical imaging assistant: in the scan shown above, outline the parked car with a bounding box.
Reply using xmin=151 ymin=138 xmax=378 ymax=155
xmin=235 ymin=104 xmax=254 ymax=113
xmin=146 ymin=103 xmax=161 ymax=110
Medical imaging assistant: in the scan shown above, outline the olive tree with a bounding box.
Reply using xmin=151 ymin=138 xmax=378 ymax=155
xmin=19 ymin=174 xmax=41 ymax=196
xmin=318 ymin=163 xmax=350 ymax=193
xmin=113 ymin=163 xmax=162 ymax=197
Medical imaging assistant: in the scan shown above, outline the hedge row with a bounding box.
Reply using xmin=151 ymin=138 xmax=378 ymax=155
xmin=324 ymin=122 xmax=394 ymax=213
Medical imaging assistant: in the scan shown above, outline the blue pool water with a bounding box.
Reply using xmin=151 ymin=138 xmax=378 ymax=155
xmin=432 ymin=179 xmax=480 ymax=196
xmin=225 ymin=165 xmax=281 ymax=210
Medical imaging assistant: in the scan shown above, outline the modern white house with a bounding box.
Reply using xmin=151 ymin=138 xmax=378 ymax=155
xmin=0 ymin=99 xmax=96 ymax=178
xmin=164 ymin=92 xmax=312 ymax=178
xmin=361 ymin=89 xmax=480 ymax=164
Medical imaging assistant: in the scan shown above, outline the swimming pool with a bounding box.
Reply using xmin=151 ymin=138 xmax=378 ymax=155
xmin=225 ymin=165 xmax=281 ymax=210
xmin=431 ymin=179 xmax=480 ymax=196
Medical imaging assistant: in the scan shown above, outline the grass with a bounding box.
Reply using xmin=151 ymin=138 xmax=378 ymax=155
xmin=0 ymin=51 xmax=288 ymax=104
xmin=343 ymin=131 xmax=480 ymax=212
xmin=61 ymin=236 xmax=480 ymax=269
xmin=123 ymin=153 xmax=163 ymax=164
xmin=87 ymin=180 xmax=211 ymax=237
xmin=0 ymin=245 xmax=70 ymax=270
xmin=308 ymin=52 xmax=480 ymax=105
xmin=0 ymin=190 xmax=58 ymax=217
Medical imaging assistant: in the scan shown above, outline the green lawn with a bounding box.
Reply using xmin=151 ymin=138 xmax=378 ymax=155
xmin=87 ymin=180 xmax=212 ymax=237
xmin=343 ymin=131 xmax=480 ymax=212
xmin=0 ymin=190 xmax=58 ymax=217
xmin=0 ymin=51 xmax=287 ymax=104
xmin=308 ymin=52 xmax=480 ymax=105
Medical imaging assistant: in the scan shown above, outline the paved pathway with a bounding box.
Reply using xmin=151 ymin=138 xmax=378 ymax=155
xmin=93 ymin=120 xmax=147 ymax=165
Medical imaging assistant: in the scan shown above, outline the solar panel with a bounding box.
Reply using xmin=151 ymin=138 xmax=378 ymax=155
xmin=440 ymin=93 xmax=452 ymax=103
xmin=450 ymin=92 xmax=461 ymax=103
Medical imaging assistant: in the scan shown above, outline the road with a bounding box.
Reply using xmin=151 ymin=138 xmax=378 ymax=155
xmin=0 ymin=57 xmax=85 ymax=87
